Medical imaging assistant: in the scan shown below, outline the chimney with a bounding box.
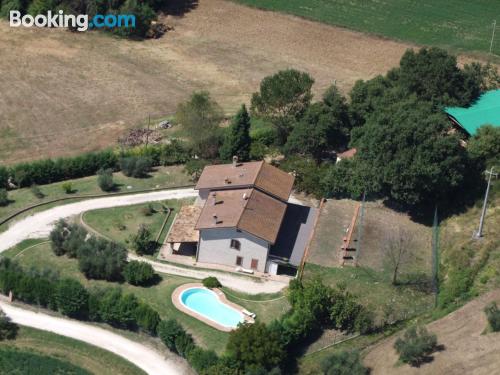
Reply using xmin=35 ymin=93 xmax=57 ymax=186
xmin=232 ymin=155 xmax=239 ymax=168
xmin=212 ymin=192 xmax=217 ymax=205
xmin=243 ymin=193 xmax=248 ymax=200
xmin=224 ymin=176 xmax=232 ymax=184
xmin=212 ymin=214 xmax=218 ymax=224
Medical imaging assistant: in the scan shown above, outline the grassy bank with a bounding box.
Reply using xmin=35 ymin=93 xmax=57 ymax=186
xmin=0 ymin=165 xmax=192 ymax=232
xmin=232 ymin=0 xmax=500 ymax=56
xmin=0 ymin=326 xmax=146 ymax=375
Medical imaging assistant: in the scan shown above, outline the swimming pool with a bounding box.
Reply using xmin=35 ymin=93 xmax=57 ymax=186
xmin=180 ymin=287 xmax=245 ymax=329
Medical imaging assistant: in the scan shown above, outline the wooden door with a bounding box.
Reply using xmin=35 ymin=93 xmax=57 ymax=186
xmin=251 ymin=259 xmax=258 ymax=270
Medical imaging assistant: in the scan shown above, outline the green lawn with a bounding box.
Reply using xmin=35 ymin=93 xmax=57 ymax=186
xmin=7 ymin=241 xmax=290 ymax=354
xmin=0 ymin=326 xmax=145 ymax=375
xmin=0 ymin=165 xmax=192 ymax=233
xmin=82 ymin=199 xmax=194 ymax=249
xmin=232 ymin=0 xmax=500 ymax=56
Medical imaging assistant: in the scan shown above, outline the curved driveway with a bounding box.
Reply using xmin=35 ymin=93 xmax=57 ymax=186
xmin=0 ymin=300 xmax=191 ymax=375
xmin=0 ymin=188 xmax=288 ymax=294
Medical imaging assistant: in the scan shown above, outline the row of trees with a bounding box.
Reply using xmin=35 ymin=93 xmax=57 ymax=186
xmin=49 ymin=220 xmax=156 ymax=285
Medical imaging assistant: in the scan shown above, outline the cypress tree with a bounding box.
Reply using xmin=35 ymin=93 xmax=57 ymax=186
xmin=220 ymin=105 xmax=251 ymax=161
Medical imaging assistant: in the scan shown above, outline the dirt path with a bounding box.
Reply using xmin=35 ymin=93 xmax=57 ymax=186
xmin=0 ymin=0 xmax=414 ymax=163
xmin=363 ymin=290 xmax=500 ymax=375
xmin=0 ymin=299 xmax=192 ymax=375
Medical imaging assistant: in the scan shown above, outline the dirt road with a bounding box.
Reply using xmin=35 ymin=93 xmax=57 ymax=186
xmin=363 ymin=290 xmax=500 ymax=375
xmin=0 ymin=300 xmax=192 ymax=375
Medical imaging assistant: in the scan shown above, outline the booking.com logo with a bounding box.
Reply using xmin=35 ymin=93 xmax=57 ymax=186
xmin=9 ymin=10 xmax=136 ymax=31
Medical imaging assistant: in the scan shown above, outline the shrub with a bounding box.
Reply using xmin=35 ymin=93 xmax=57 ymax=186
xmin=202 ymin=276 xmax=222 ymax=289
xmin=394 ymin=326 xmax=438 ymax=367
xmin=175 ymin=332 xmax=196 ymax=358
xmin=123 ymin=261 xmax=156 ymax=286
xmin=0 ymin=309 xmax=17 ymax=341
xmin=226 ymin=322 xmax=285 ymax=372
xmin=0 ymin=189 xmax=8 ymax=206
xmin=119 ymin=156 xmax=152 ymax=178
xmin=30 ymin=184 xmax=44 ymax=199
xmin=55 ymin=278 xmax=89 ymax=319
xmin=98 ymin=288 xmax=139 ymax=330
xmin=97 ymin=168 xmax=115 ymax=192
xmin=484 ymin=302 xmax=500 ymax=332
xmin=320 ymin=351 xmax=368 ymax=375
xmin=187 ymin=348 xmax=219 ymax=373
xmin=157 ymin=319 xmax=185 ymax=352
xmin=140 ymin=203 xmax=155 ymax=216
xmin=135 ymin=303 xmax=161 ymax=335
xmin=131 ymin=225 xmax=154 ymax=255
xmin=61 ymin=182 xmax=74 ymax=194
xmin=77 ymin=237 xmax=127 ymax=281
xmin=49 ymin=220 xmax=88 ymax=258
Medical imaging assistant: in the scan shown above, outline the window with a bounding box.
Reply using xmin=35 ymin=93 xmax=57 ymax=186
xmin=230 ymin=239 xmax=241 ymax=250
xmin=251 ymin=259 xmax=258 ymax=270
xmin=236 ymin=256 xmax=243 ymax=266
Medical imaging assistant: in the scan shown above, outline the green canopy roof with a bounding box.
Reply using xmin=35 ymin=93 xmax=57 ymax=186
xmin=445 ymin=89 xmax=500 ymax=136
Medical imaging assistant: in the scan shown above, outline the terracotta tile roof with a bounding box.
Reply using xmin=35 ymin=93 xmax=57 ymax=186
xmin=195 ymin=161 xmax=294 ymax=201
xmin=166 ymin=205 xmax=202 ymax=243
xmin=195 ymin=188 xmax=287 ymax=244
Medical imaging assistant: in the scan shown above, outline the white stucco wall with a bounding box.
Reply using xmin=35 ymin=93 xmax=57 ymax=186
xmin=197 ymin=228 xmax=269 ymax=272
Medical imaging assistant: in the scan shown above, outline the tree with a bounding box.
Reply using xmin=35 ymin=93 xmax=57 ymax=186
xmin=251 ymin=69 xmax=314 ymax=145
xmin=55 ymin=278 xmax=89 ymax=319
xmin=383 ymin=228 xmax=415 ymax=285
xmin=176 ymin=91 xmax=224 ymax=159
xmin=119 ymin=156 xmax=152 ymax=178
xmin=468 ymin=125 xmax=500 ymax=169
xmin=184 ymin=159 xmax=210 ymax=182
xmin=226 ymin=322 xmax=285 ymax=371
xmin=131 ymin=225 xmax=154 ymax=255
xmin=220 ymin=105 xmax=252 ymax=161
xmin=394 ymin=326 xmax=438 ymax=367
xmin=123 ymin=261 xmax=156 ymax=286
xmin=351 ymin=97 xmax=470 ymax=209
xmin=285 ymin=86 xmax=350 ymax=163
xmin=116 ymin=0 xmax=155 ymax=38
xmin=135 ymin=303 xmax=161 ymax=334
xmin=98 ymin=288 xmax=139 ymax=329
xmin=77 ymin=238 xmax=127 ymax=281
xmin=321 ymin=351 xmax=368 ymax=375
xmin=97 ymin=168 xmax=114 ymax=192
xmin=0 ymin=189 xmax=8 ymax=207
xmin=0 ymin=308 xmax=17 ymax=341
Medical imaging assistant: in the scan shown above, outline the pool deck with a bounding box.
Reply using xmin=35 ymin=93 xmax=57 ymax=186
xmin=172 ymin=283 xmax=254 ymax=332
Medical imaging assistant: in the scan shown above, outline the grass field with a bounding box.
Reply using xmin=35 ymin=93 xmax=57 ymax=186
xmin=0 ymin=165 xmax=191 ymax=233
xmin=82 ymin=199 xmax=194 ymax=248
xmin=6 ymin=241 xmax=290 ymax=353
xmin=233 ymin=0 xmax=500 ymax=56
xmin=0 ymin=0 xmax=416 ymax=164
xmin=0 ymin=326 xmax=145 ymax=375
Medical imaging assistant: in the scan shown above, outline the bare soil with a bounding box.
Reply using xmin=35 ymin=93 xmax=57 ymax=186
xmin=0 ymin=0 xmax=414 ymax=163
xmin=363 ymin=290 xmax=500 ymax=375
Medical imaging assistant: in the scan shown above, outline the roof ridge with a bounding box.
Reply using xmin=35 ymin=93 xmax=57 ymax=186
xmin=235 ymin=188 xmax=255 ymax=229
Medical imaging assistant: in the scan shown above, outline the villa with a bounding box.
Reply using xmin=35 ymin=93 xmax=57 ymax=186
xmin=163 ymin=157 xmax=318 ymax=276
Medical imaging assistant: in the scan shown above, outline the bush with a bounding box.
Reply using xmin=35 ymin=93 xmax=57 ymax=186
xmin=135 ymin=303 xmax=161 ymax=334
xmin=0 ymin=189 xmax=8 ymax=206
xmin=140 ymin=203 xmax=155 ymax=216
xmin=123 ymin=261 xmax=156 ymax=286
xmin=49 ymin=220 xmax=88 ymax=258
xmin=55 ymin=278 xmax=89 ymax=319
xmin=175 ymin=332 xmax=196 ymax=358
xmin=119 ymin=156 xmax=152 ymax=178
xmin=202 ymin=276 xmax=222 ymax=289
xmin=97 ymin=168 xmax=115 ymax=192
xmin=131 ymin=225 xmax=154 ymax=255
xmin=484 ymin=302 xmax=500 ymax=332
xmin=30 ymin=184 xmax=44 ymax=199
xmin=98 ymin=288 xmax=139 ymax=330
xmin=0 ymin=309 xmax=18 ymax=341
xmin=394 ymin=326 xmax=438 ymax=367
xmin=77 ymin=237 xmax=127 ymax=281
xmin=61 ymin=182 xmax=74 ymax=194
xmin=157 ymin=319 xmax=185 ymax=352
xmin=320 ymin=351 xmax=368 ymax=375
xmin=187 ymin=348 xmax=219 ymax=373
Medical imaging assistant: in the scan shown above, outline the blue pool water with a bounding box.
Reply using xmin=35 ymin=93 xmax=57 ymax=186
xmin=180 ymin=288 xmax=244 ymax=328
